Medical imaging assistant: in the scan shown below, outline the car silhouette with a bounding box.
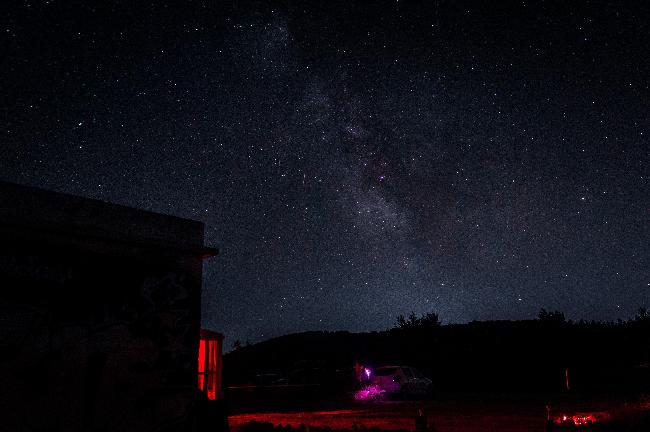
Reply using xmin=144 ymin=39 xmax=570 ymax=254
xmin=370 ymin=366 xmax=433 ymax=398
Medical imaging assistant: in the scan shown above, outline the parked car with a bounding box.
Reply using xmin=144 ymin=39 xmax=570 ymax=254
xmin=370 ymin=366 xmax=433 ymax=398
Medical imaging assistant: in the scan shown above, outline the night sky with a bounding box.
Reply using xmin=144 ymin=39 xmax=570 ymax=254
xmin=2 ymin=1 xmax=649 ymax=345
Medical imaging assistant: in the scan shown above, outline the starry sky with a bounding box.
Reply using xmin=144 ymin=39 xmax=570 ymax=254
xmin=2 ymin=1 xmax=649 ymax=345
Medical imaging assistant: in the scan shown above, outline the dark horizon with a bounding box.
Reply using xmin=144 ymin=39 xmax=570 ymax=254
xmin=225 ymin=306 xmax=650 ymax=350
xmin=2 ymin=0 xmax=648 ymax=345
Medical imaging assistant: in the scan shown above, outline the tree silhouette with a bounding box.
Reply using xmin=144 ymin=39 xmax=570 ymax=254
xmin=395 ymin=311 xmax=441 ymax=329
xmin=635 ymin=306 xmax=649 ymax=322
xmin=538 ymin=308 xmax=565 ymax=324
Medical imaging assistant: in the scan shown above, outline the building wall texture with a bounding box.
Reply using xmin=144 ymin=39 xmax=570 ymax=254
xmin=0 ymin=182 xmax=214 ymax=432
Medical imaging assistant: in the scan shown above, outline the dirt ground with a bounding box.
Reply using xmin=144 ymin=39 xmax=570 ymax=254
xmin=228 ymin=393 xmax=650 ymax=432
xmin=229 ymin=397 xmax=548 ymax=432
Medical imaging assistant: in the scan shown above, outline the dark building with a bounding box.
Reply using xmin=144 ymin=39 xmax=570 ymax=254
xmin=0 ymin=181 xmax=220 ymax=432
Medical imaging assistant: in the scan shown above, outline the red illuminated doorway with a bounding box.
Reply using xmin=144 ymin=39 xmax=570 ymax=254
xmin=198 ymin=329 xmax=224 ymax=400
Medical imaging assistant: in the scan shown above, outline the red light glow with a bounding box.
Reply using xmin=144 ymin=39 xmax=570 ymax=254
xmin=198 ymin=340 xmax=206 ymax=392
xmin=198 ymin=332 xmax=222 ymax=400
xmin=554 ymin=412 xmax=608 ymax=426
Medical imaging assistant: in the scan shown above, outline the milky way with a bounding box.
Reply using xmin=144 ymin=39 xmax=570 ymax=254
xmin=2 ymin=1 xmax=648 ymax=345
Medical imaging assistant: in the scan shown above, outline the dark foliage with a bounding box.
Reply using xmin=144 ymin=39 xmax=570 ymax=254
xmin=224 ymin=310 xmax=650 ymax=396
xmin=538 ymin=308 xmax=566 ymax=324
xmin=635 ymin=307 xmax=649 ymax=322
xmin=395 ymin=311 xmax=441 ymax=329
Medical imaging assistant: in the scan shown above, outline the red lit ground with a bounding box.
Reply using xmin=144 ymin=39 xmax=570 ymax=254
xmin=228 ymin=396 xmax=650 ymax=432
xmin=229 ymin=398 xmax=546 ymax=432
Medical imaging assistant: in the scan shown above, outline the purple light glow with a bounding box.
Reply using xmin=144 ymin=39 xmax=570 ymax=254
xmin=364 ymin=368 xmax=371 ymax=379
xmin=353 ymin=384 xmax=385 ymax=401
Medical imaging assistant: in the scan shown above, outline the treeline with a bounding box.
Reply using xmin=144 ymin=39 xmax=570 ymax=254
xmin=224 ymin=309 xmax=650 ymax=394
xmin=393 ymin=307 xmax=650 ymax=330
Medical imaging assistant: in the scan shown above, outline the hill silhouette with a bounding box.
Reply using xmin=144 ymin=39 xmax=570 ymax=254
xmin=224 ymin=316 xmax=650 ymax=394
